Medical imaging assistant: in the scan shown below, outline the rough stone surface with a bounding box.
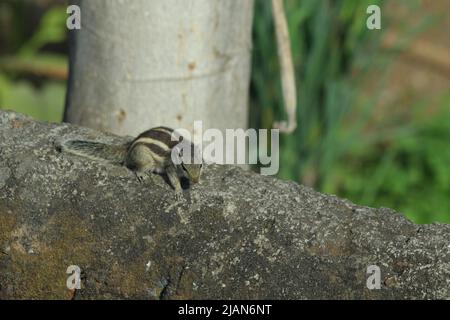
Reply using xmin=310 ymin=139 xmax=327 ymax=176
xmin=0 ymin=110 xmax=449 ymax=299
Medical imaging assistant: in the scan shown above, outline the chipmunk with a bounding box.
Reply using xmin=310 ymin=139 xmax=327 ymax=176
xmin=57 ymin=126 xmax=202 ymax=194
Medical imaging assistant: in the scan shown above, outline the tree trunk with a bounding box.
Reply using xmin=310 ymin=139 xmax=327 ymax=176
xmin=64 ymin=0 xmax=254 ymax=137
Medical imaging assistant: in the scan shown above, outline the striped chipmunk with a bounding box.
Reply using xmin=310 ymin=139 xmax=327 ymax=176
xmin=58 ymin=126 xmax=203 ymax=195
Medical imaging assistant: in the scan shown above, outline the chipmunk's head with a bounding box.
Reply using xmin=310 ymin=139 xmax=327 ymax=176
xmin=174 ymin=141 xmax=203 ymax=183
xmin=181 ymin=162 xmax=202 ymax=183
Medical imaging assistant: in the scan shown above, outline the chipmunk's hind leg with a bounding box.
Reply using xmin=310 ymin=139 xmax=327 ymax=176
xmin=125 ymin=144 xmax=157 ymax=183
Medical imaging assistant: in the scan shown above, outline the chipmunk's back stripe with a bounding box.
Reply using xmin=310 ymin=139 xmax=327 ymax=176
xmin=152 ymin=126 xmax=174 ymax=134
xmin=132 ymin=136 xmax=170 ymax=151
xmin=134 ymin=127 xmax=182 ymax=149
xmin=152 ymin=127 xmax=182 ymax=142
xmin=133 ymin=141 xmax=169 ymax=158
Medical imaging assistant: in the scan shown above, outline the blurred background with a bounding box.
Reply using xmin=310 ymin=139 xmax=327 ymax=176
xmin=0 ymin=0 xmax=449 ymax=223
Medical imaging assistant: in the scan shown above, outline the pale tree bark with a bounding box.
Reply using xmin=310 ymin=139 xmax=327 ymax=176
xmin=65 ymin=0 xmax=254 ymax=138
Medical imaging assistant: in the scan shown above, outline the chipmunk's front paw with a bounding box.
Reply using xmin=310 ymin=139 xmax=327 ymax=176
xmin=135 ymin=171 xmax=147 ymax=184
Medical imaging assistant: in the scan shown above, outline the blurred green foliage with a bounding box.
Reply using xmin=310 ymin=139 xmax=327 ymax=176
xmin=252 ymin=0 xmax=386 ymax=185
xmin=18 ymin=6 xmax=67 ymax=57
xmin=0 ymin=1 xmax=67 ymax=122
xmin=0 ymin=0 xmax=448 ymax=223
xmin=323 ymin=93 xmax=450 ymax=224
xmin=0 ymin=72 xmax=65 ymax=122
xmin=251 ymin=0 xmax=449 ymax=223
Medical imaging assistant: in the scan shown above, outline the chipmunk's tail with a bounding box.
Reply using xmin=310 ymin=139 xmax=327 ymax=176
xmin=57 ymin=140 xmax=129 ymax=165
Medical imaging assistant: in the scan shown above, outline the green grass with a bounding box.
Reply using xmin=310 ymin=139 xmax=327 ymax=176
xmin=324 ymin=94 xmax=450 ymax=223
xmin=251 ymin=0 xmax=449 ymax=223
